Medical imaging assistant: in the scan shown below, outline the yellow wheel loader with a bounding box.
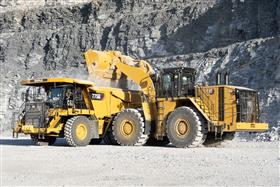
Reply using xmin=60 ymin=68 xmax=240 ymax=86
xmin=84 ymin=49 xmax=269 ymax=147
xmin=13 ymin=49 xmax=268 ymax=147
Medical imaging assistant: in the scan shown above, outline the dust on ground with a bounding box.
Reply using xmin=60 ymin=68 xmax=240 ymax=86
xmin=0 ymin=137 xmax=279 ymax=186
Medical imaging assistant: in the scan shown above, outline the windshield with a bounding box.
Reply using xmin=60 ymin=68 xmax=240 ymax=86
xmin=47 ymin=88 xmax=63 ymax=101
xmin=47 ymin=87 xmax=65 ymax=108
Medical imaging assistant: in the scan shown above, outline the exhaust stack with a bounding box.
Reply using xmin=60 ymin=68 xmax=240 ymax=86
xmin=224 ymin=72 xmax=229 ymax=85
xmin=216 ymin=72 xmax=221 ymax=85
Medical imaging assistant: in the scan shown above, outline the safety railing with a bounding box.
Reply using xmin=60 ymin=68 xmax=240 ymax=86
xmin=11 ymin=112 xmax=16 ymax=130
xmin=18 ymin=102 xmax=25 ymax=120
xmin=11 ymin=103 xmax=25 ymax=137
xmin=11 ymin=103 xmax=25 ymax=129
xmin=195 ymin=85 xmax=218 ymax=121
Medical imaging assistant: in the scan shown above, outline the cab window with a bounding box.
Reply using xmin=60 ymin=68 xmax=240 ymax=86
xmin=182 ymin=74 xmax=193 ymax=86
xmin=162 ymin=74 xmax=172 ymax=91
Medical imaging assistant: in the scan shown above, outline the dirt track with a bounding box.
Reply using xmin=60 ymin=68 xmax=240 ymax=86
xmin=0 ymin=137 xmax=279 ymax=186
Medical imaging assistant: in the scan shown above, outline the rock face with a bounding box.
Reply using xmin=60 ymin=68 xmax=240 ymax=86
xmin=0 ymin=0 xmax=279 ymax=132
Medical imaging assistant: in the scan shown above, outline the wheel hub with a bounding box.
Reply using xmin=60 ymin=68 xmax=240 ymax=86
xmin=175 ymin=119 xmax=189 ymax=136
xmin=121 ymin=120 xmax=134 ymax=136
xmin=76 ymin=123 xmax=88 ymax=140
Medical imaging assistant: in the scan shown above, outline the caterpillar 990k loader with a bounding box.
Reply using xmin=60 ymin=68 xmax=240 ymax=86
xmin=13 ymin=49 xmax=268 ymax=147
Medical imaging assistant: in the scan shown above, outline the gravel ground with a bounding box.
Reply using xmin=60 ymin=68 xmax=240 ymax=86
xmin=0 ymin=137 xmax=279 ymax=186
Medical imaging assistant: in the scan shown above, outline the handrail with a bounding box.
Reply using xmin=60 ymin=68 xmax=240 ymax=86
xmin=11 ymin=102 xmax=25 ymax=131
xmin=18 ymin=102 xmax=25 ymax=120
xmin=11 ymin=112 xmax=16 ymax=129
xmin=195 ymin=85 xmax=218 ymax=121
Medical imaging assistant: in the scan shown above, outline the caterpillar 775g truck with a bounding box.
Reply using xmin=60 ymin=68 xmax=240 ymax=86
xmin=13 ymin=49 xmax=268 ymax=147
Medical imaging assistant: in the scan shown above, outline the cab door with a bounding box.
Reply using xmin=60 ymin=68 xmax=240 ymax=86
xmin=180 ymin=72 xmax=195 ymax=96
xmin=161 ymin=73 xmax=173 ymax=97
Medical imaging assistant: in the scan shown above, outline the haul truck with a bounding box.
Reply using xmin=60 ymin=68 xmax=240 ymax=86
xmin=13 ymin=50 xmax=268 ymax=147
xmin=13 ymin=78 xmax=143 ymax=146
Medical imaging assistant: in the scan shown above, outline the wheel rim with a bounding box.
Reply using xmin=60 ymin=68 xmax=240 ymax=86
xmin=120 ymin=120 xmax=134 ymax=136
xmin=175 ymin=119 xmax=190 ymax=137
xmin=76 ymin=123 xmax=88 ymax=140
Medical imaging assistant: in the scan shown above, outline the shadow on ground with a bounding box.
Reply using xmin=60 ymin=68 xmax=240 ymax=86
xmin=0 ymin=138 xmax=176 ymax=148
xmin=0 ymin=138 xmax=68 ymax=146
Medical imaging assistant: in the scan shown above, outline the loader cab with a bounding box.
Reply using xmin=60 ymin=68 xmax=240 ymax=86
xmin=156 ymin=67 xmax=196 ymax=98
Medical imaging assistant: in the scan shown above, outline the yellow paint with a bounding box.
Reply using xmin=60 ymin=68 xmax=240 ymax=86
xmin=155 ymin=99 xmax=177 ymax=137
xmin=98 ymin=120 xmax=105 ymax=135
xmin=14 ymin=50 xmax=269 ymax=141
xmin=84 ymin=49 xmax=157 ymax=127
xmin=175 ymin=119 xmax=190 ymax=137
xmin=90 ymin=87 xmax=142 ymax=119
xmin=20 ymin=124 xmax=64 ymax=135
xmin=75 ymin=123 xmax=88 ymax=140
xmin=82 ymin=87 xmax=94 ymax=110
xmin=120 ymin=120 xmax=134 ymax=136
xmin=48 ymin=115 xmax=61 ymax=128
xmin=21 ymin=77 xmax=95 ymax=86
xmin=48 ymin=109 xmax=95 ymax=116
xmin=193 ymin=85 xmax=269 ymax=132
xmin=15 ymin=76 xmax=144 ymax=138
xmin=236 ymin=122 xmax=268 ymax=131
xmin=189 ymin=97 xmax=212 ymax=122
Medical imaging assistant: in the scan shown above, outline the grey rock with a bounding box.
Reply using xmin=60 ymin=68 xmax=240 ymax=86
xmin=0 ymin=0 xmax=279 ymax=134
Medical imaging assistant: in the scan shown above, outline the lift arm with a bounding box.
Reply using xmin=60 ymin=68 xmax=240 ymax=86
xmin=84 ymin=49 xmax=156 ymax=102
xmin=84 ymin=49 xmax=158 ymax=124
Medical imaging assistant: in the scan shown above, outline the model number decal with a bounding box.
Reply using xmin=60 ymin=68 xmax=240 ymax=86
xmin=91 ymin=93 xmax=104 ymax=100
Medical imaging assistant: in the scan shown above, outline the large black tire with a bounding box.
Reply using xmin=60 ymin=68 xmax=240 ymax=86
xmin=203 ymin=132 xmax=235 ymax=147
xmin=223 ymin=132 xmax=235 ymax=140
xmin=102 ymin=117 xmax=119 ymax=145
xmin=30 ymin=135 xmax=56 ymax=146
xmin=166 ymin=107 xmax=207 ymax=148
xmin=64 ymin=116 xmax=94 ymax=147
xmin=145 ymin=136 xmax=170 ymax=146
xmin=89 ymin=138 xmax=102 ymax=145
xmin=112 ymin=109 xmax=149 ymax=146
xmin=30 ymin=135 xmax=43 ymax=146
xmin=46 ymin=136 xmax=57 ymax=145
xmin=103 ymin=129 xmax=119 ymax=145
